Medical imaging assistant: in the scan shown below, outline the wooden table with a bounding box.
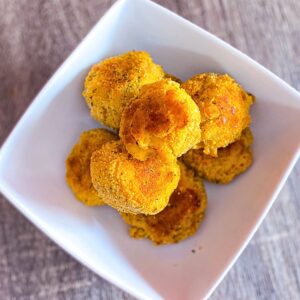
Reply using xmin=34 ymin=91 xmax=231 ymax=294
xmin=1 ymin=1 xmax=299 ymax=299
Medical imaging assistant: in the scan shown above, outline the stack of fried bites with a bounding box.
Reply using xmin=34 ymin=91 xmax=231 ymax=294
xmin=66 ymin=51 xmax=254 ymax=245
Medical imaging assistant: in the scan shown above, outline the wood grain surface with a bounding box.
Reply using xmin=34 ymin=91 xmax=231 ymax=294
xmin=0 ymin=0 xmax=300 ymax=299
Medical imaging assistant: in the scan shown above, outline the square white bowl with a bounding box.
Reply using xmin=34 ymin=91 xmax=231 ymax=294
xmin=1 ymin=0 xmax=300 ymax=299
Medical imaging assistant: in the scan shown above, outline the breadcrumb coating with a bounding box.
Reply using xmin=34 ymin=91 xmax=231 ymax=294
xmin=182 ymin=128 xmax=253 ymax=183
xmin=182 ymin=73 xmax=254 ymax=156
xmin=90 ymin=141 xmax=180 ymax=215
xmin=120 ymin=79 xmax=201 ymax=161
xmin=64 ymin=51 xmax=256 ymax=247
xmin=83 ymin=51 xmax=164 ymax=129
xmin=66 ymin=128 xmax=118 ymax=205
xmin=120 ymin=162 xmax=207 ymax=245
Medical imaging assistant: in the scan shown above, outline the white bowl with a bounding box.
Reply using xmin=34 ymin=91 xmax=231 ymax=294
xmin=1 ymin=0 xmax=300 ymax=299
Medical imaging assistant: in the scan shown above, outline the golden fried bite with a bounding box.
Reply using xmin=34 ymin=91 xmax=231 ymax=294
xmin=182 ymin=128 xmax=253 ymax=184
xmin=66 ymin=128 xmax=118 ymax=206
xmin=83 ymin=51 xmax=164 ymax=129
xmin=120 ymin=162 xmax=207 ymax=245
xmin=182 ymin=73 xmax=254 ymax=156
xmin=90 ymin=141 xmax=180 ymax=215
xmin=120 ymin=79 xmax=201 ymax=161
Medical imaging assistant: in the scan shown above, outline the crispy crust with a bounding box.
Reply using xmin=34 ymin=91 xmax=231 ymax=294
xmin=120 ymin=162 xmax=207 ymax=245
xmin=120 ymin=79 xmax=201 ymax=161
xmin=164 ymin=73 xmax=182 ymax=84
xmin=182 ymin=128 xmax=253 ymax=183
xmin=83 ymin=51 xmax=164 ymax=129
xmin=182 ymin=73 xmax=254 ymax=156
xmin=66 ymin=128 xmax=118 ymax=205
xmin=90 ymin=141 xmax=180 ymax=215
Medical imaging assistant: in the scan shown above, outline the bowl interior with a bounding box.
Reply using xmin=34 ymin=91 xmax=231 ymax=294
xmin=1 ymin=1 xmax=300 ymax=299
